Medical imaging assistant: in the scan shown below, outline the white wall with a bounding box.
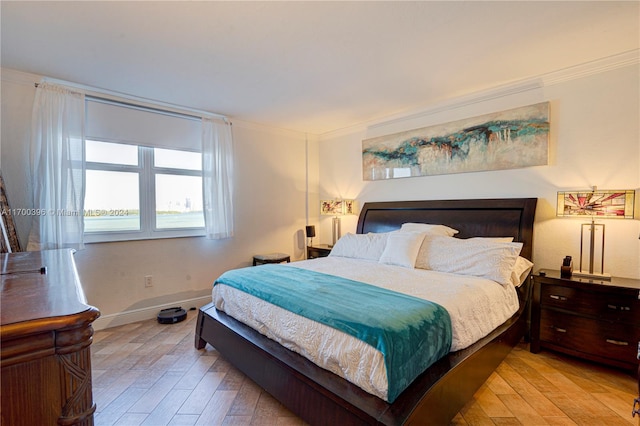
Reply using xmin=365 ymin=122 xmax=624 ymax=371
xmin=318 ymin=63 xmax=640 ymax=279
xmin=2 ymin=60 xmax=638 ymax=332
xmin=0 ymin=68 xmax=320 ymax=329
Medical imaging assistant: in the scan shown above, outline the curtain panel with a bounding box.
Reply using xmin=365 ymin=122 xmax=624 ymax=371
xmin=27 ymin=83 xmax=85 ymax=251
xmin=202 ymin=118 xmax=234 ymax=239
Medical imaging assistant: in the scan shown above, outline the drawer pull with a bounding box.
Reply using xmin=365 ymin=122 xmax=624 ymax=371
xmin=607 ymin=304 xmax=631 ymax=311
xmin=549 ymin=294 xmax=567 ymax=301
xmin=605 ymin=339 xmax=628 ymax=346
xmin=553 ymin=327 xmax=567 ymax=333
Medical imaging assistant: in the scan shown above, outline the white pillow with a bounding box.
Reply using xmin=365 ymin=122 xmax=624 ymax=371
xmin=510 ymin=256 xmax=534 ymax=287
xmin=416 ymin=235 xmax=523 ymax=286
xmin=379 ymin=231 xmax=427 ymax=268
xmin=328 ymin=232 xmax=389 ymax=261
xmin=400 ymin=223 xmax=459 ymax=236
xmin=468 ymin=237 xmax=514 ymax=243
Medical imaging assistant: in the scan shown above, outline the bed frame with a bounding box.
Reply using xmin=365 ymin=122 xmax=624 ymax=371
xmin=195 ymin=198 xmax=537 ymax=425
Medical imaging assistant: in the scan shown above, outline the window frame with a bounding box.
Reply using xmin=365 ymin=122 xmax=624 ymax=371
xmin=84 ymin=139 xmax=205 ymax=243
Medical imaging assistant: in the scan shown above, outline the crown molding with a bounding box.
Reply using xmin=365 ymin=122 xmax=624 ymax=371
xmin=1 ymin=67 xmax=42 ymax=86
xmin=320 ymin=49 xmax=640 ymax=140
xmin=232 ymin=118 xmax=315 ymax=140
xmin=367 ymin=80 xmax=544 ymax=132
xmin=542 ymin=49 xmax=639 ymax=86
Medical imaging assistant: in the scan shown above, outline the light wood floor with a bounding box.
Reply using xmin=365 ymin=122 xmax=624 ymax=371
xmin=92 ymin=311 xmax=639 ymax=426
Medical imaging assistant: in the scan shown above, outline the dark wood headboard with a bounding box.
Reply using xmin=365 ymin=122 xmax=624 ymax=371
xmin=356 ymin=198 xmax=537 ymax=261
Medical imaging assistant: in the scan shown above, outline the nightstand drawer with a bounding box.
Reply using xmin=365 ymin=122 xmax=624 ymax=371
xmin=540 ymin=284 xmax=640 ymax=323
xmin=540 ymin=309 xmax=640 ymax=364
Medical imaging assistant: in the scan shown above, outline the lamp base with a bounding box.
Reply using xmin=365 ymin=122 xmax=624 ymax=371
xmin=332 ymin=216 xmax=341 ymax=246
xmin=572 ymin=270 xmax=611 ymax=281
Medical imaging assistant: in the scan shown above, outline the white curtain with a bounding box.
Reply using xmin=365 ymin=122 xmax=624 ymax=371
xmin=202 ymin=117 xmax=234 ymax=239
xmin=27 ymin=83 xmax=85 ymax=251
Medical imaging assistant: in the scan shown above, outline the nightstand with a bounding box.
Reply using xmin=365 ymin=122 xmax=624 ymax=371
xmin=307 ymin=244 xmax=332 ymax=259
xmin=252 ymin=253 xmax=290 ymax=266
xmin=531 ymin=269 xmax=640 ymax=371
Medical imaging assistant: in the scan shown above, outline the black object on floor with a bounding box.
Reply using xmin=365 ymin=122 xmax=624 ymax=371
xmin=157 ymin=307 xmax=187 ymax=324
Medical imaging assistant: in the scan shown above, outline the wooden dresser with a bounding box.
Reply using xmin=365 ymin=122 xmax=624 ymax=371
xmin=531 ymin=269 xmax=640 ymax=371
xmin=1 ymin=249 xmax=100 ymax=426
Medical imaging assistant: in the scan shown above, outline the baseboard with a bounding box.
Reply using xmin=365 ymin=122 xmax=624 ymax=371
xmin=93 ymin=295 xmax=212 ymax=331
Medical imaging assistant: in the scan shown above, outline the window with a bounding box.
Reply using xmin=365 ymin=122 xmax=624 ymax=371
xmin=84 ymin=99 xmax=205 ymax=242
xmin=84 ymin=141 xmax=204 ymax=242
xmin=153 ymin=149 xmax=204 ymax=230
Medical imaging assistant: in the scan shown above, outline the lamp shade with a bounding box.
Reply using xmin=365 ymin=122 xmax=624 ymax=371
xmin=343 ymin=199 xmax=358 ymax=215
xmin=557 ymin=189 xmax=635 ymax=218
xmin=320 ymin=199 xmax=359 ymax=216
xmin=320 ymin=200 xmax=344 ymax=215
xmin=305 ymin=225 xmax=316 ymax=238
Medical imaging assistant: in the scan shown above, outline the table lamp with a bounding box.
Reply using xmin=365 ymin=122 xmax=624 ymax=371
xmin=557 ymin=187 xmax=635 ymax=280
xmin=320 ymin=199 xmax=358 ymax=246
xmin=305 ymin=225 xmax=316 ymax=247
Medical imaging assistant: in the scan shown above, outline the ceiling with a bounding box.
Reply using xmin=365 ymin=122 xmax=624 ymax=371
xmin=2 ymin=1 xmax=638 ymax=135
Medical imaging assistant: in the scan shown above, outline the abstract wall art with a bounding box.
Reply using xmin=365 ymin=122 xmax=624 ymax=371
xmin=362 ymin=102 xmax=549 ymax=180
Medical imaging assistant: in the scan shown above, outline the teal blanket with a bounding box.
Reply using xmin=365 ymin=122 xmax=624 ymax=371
xmin=214 ymin=264 xmax=452 ymax=402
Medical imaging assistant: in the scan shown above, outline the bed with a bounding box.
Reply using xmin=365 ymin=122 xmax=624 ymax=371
xmin=195 ymin=198 xmax=537 ymax=425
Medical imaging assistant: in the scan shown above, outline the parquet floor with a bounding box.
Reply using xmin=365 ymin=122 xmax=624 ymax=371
xmin=92 ymin=311 xmax=639 ymax=425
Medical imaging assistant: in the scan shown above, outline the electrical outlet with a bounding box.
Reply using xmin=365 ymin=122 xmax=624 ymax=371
xmin=144 ymin=275 xmax=153 ymax=288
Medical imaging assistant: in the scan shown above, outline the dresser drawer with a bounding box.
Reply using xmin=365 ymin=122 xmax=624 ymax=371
xmin=540 ymin=284 xmax=640 ymax=323
xmin=540 ymin=309 xmax=640 ymax=365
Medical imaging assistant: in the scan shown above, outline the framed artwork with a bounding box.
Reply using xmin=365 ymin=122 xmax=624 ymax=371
xmin=362 ymin=102 xmax=549 ymax=180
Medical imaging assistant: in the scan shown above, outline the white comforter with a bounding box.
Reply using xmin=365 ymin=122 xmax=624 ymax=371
xmin=212 ymin=257 xmax=519 ymax=401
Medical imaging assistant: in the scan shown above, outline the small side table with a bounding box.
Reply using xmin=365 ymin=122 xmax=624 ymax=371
xmin=307 ymin=244 xmax=332 ymax=259
xmin=253 ymin=253 xmax=291 ymax=266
